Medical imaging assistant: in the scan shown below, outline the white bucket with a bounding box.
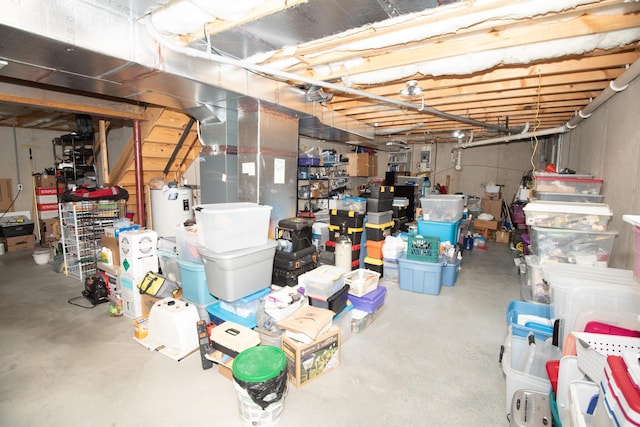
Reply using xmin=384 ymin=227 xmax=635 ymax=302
xmin=233 ymin=381 xmax=285 ymax=427
xmin=33 ymin=248 xmax=50 ymax=265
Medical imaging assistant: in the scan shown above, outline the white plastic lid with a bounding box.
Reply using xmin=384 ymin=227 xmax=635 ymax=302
xmin=623 ymin=214 xmax=640 ymax=227
xmin=524 ymin=201 xmax=612 ymax=216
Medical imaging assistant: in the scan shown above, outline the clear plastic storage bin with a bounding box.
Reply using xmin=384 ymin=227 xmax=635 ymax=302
xmin=420 ymin=195 xmax=465 ymax=222
xmin=298 ymin=265 xmax=345 ymax=300
xmin=530 ymin=226 xmax=618 ymax=266
xmin=194 ymin=203 xmax=272 ymax=253
xmin=533 ymin=172 xmax=603 ymax=195
xmin=533 ymin=191 xmax=604 ymax=203
xmin=524 ymin=201 xmax=612 ymax=231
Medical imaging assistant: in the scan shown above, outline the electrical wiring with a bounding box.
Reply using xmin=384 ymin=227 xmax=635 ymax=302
xmin=529 ymin=71 xmax=542 ymax=191
xmin=0 ymin=188 xmax=22 ymax=220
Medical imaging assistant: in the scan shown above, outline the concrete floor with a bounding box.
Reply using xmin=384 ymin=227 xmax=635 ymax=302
xmin=0 ymin=242 xmax=520 ymax=427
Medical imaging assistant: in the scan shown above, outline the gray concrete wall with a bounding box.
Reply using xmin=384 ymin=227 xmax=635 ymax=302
xmin=566 ymin=76 xmax=640 ymax=270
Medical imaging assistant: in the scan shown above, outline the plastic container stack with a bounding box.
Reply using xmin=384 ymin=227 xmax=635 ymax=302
xmin=523 ymin=181 xmax=616 ymax=303
xmin=325 ymin=209 xmax=365 ymax=271
xmin=195 ymin=203 xmax=276 ymax=303
xmin=364 ymin=186 xmax=395 ymax=276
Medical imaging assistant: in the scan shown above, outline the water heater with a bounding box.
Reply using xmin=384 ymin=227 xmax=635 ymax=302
xmin=150 ymin=187 xmax=194 ymax=237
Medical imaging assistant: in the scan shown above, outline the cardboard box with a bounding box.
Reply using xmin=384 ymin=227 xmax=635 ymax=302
xmin=281 ymin=327 xmax=340 ymax=388
xmin=40 ymin=219 xmax=61 ymax=242
xmin=483 ymin=191 xmax=501 ymax=200
xmin=35 ymin=175 xmax=57 ymax=188
xmin=1 ymin=234 xmax=35 ymax=252
xmin=481 ymin=198 xmax=503 ymax=220
xmin=37 ymin=203 xmax=59 ymax=212
xmin=474 ymin=219 xmax=500 ymax=231
xmin=0 ymin=179 xmax=14 ymax=213
xmin=100 ymin=235 xmax=121 ymax=266
xmin=141 ymin=294 xmax=160 ymax=318
xmin=38 ymin=210 xmax=59 ymax=220
xmin=496 ymin=230 xmax=511 ymax=244
xmin=346 ymin=153 xmax=374 ymax=177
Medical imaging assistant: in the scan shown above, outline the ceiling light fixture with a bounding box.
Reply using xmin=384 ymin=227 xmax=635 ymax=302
xmin=453 ymin=130 xmax=465 ymax=139
xmin=400 ymin=80 xmax=423 ymax=98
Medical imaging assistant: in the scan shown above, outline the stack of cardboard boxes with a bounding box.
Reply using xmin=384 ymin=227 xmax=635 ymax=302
xmin=474 ymin=187 xmax=504 ymax=241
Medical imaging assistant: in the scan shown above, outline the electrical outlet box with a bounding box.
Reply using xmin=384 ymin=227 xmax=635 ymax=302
xmin=17 ymin=183 xmax=23 ymax=191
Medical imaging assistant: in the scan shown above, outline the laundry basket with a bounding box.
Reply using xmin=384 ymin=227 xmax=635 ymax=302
xmin=572 ymin=331 xmax=640 ymax=385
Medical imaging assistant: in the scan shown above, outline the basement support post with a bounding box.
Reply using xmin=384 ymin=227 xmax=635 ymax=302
xmin=133 ymin=120 xmax=145 ymax=227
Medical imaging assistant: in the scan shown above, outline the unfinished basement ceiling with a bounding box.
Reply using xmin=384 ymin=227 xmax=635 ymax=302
xmin=0 ymin=0 xmax=639 ymax=146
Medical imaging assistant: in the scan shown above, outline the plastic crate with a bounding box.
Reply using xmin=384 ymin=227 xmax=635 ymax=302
xmin=344 ymin=268 xmax=380 ymax=297
xmin=407 ymin=234 xmax=439 ymax=262
xmin=397 ymin=252 xmax=443 ymax=295
xmin=420 ymin=195 xmax=465 ymax=222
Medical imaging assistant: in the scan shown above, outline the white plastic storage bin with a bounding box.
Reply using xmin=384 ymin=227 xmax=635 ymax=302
xmin=194 ymin=203 xmax=272 ymax=253
xmin=420 ymin=195 xmax=465 ymax=222
xmin=501 ymin=328 xmax=562 ymax=414
xmin=198 ymin=239 xmax=277 ymax=302
xmin=524 ymin=201 xmax=612 ymax=231
xmin=530 ymin=226 xmax=618 ymax=266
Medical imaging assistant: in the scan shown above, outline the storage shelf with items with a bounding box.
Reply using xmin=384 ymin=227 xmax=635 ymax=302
xmin=59 ymin=200 xmax=126 ymax=281
xmin=387 ymin=151 xmax=411 ymax=173
xmin=52 ymin=133 xmax=97 ymax=191
xmin=297 ymin=163 xmax=351 ymax=220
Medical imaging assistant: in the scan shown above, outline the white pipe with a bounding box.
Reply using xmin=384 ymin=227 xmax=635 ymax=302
xmin=457 ymin=58 xmax=640 ymax=149
xmin=143 ymin=15 xmax=514 ymax=135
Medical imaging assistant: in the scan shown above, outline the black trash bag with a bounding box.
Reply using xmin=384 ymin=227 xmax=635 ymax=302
xmin=233 ymin=368 xmax=288 ymax=410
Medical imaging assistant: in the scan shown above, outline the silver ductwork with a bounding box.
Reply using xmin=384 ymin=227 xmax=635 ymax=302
xmin=0 ymin=0 xmax=472 ymax=144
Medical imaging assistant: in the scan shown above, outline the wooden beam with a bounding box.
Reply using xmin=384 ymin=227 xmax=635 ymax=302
xmin=98 ymin=120 xmax=110 ymax=184
xmin=0 ymin=81 xmax=145 ymax=120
